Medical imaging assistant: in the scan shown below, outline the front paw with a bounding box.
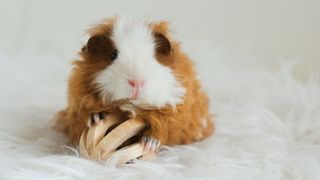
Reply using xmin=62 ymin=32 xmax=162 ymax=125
xmin=87 ymin=112 xmax=108 ymax=127
xmin=141 ymin=136 xmax=161 ymax=153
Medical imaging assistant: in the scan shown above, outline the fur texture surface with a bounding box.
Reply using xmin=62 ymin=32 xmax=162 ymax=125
xmin=1 ymin=46 xmax=320 ymax=179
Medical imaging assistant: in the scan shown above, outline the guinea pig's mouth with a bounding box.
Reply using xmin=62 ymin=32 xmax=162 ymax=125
xmin=108 ymin=98 xmax=159 ymax=110
xmin=131 ymin=100 xmax=162 ymax=110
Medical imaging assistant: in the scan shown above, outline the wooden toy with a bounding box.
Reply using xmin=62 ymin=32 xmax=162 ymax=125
xmin=79 ymin=109 xmax=155 ymax=164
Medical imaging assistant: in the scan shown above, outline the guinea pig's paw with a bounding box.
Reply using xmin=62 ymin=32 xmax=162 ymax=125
xmin=142 ymin=136 xmax=161 ymax=153
xmin=87 ymin=112 xmax=108 ymax=127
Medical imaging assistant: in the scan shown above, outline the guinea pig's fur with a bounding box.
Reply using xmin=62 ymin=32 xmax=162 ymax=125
xmin=55 ymin=16 xmax=214 ymax=146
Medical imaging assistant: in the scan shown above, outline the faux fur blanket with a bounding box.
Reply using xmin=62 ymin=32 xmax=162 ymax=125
xmin=0 ymin=52 xmax=319 ymax=180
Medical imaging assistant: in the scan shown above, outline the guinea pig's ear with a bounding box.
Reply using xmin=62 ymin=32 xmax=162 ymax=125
xmin=154 ymin=33 xmax=172 ymax=55
xmin=82 ymin=35 xmax=114 ymax=58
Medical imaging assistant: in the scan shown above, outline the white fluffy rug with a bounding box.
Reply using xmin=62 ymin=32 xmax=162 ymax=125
xmin=0 ymin=51 xmax=319 ymax=180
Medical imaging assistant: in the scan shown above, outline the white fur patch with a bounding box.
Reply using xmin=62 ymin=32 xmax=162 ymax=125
xmin=95 ymin=17 xmax=185 ymax=108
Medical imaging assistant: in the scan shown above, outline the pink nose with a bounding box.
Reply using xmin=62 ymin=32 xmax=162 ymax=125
xmin=128 ymin=79 xmax=145 ymax=88
xmin=128 ymin=79 xmax=145 ymax=99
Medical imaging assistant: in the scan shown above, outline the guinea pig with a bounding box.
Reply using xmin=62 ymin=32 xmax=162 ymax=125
xmin=55 ymin=16 xmax=214 ymax=154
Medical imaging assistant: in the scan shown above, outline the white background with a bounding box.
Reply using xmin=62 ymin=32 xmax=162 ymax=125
xmin=1 ymin=0 xmax=319 ymax=78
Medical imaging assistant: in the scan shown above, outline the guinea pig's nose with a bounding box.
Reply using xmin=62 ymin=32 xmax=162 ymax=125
xmin=128 ymin=79 xmax=145 ymax=88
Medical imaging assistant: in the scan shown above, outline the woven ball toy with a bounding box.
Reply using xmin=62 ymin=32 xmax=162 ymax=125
xmin=79 ymin=108 xmax=155 ymax=164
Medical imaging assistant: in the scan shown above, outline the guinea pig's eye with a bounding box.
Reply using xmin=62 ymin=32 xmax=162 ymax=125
xmin=111 ymin=49 xmax=118 ymax=60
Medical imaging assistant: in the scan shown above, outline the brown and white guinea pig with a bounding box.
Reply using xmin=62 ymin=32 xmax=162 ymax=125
xmin=55 ymin=16 xmax=214 ymax=153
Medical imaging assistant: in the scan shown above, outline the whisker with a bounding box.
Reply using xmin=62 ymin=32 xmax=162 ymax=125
xmin=77 ymin=88 xmax=101 ymax=120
